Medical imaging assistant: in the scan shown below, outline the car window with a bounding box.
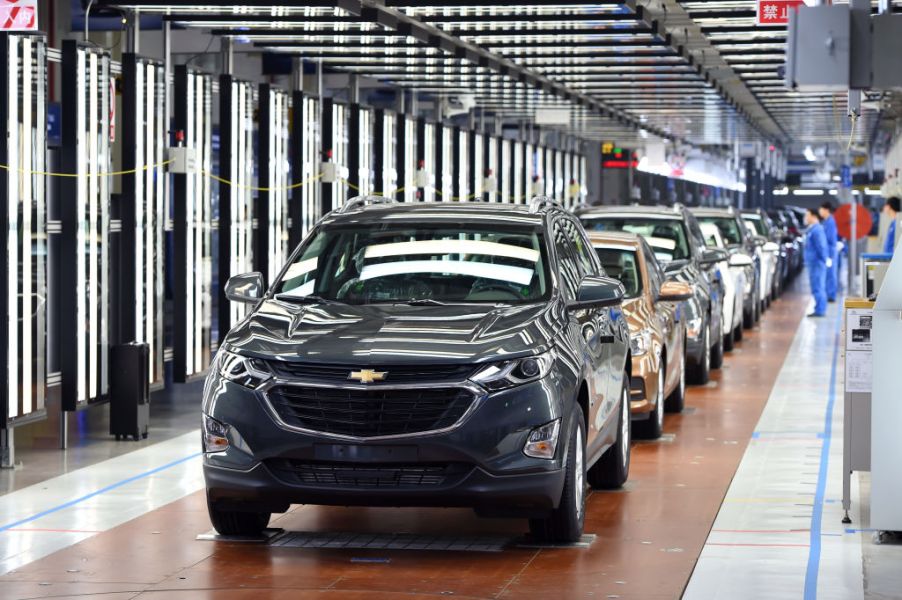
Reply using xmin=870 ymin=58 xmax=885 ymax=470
xmin=686 ymin=213 xmax=707 ymax=251
xmin=581 ymin=216 xmax=690 ymax=262
xmin=699 ymin=222 xmax=724 ymax=249
xmin=275 ymin=223 xmax=550 ymax=305
xmin=742 ymin=214 xmax=770 ymax=237
xmin=594 ymin=247 xmax=642 ymax=299
xmin=642 ymin=242 xmax=662 ymax=296
xmin=552 ymin=221 xmax=581 ymax=300
xmin=697 ymin=216 xmax=743 ymax=246
xmin=563 ymin=218 xmax=599 ymax=278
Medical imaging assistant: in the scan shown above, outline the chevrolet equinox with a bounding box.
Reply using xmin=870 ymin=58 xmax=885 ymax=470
xmin=202 ymin=196 xmax=631 ymax=543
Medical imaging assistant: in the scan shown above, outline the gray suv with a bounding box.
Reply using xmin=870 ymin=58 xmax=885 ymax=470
xmin=202 ymin=197 xmax=632 ymax=543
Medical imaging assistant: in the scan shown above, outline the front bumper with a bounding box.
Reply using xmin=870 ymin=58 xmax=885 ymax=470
xmin=202 ymin=375 xmax=576 ymax=514
xmin=629 ymin=353 xmax=659 ymax=418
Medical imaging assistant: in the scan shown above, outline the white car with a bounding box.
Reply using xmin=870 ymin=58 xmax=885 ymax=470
xmin=700 ymin=222 xmax=750 ymax=351
xmin=742 ymin=218 xmax=780 ymax=310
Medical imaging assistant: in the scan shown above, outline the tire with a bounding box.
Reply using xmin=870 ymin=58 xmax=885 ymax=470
xmin=711 ymin=322 xmax=724 ymax=370
xmin=635 ymin=363 xmax=664 ymax=440
xmin=665 ymin=347 xmax=686 ymax=413
xmin=734 ymin=322 xmax=743 ymax=342
xmin=723 ymin=326 xmax=735 ymax=352
xmin=687 ymin=323 xmax=711 ymax=385
xmin=587 ymin=375 xmax=631 ymax=489
xmin=207 ymin=494 xmax=270 ymax=537
xmin=528 ymin=409 xmax=586 ymax=543
xmin=743 ymin=304 xmax=754 ymax=329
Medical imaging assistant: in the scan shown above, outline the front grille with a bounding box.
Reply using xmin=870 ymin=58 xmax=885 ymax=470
xmin=267 ymin=385 xmax=477 ymax=437
xmin=264 ymin=361 xmax=475 ymax=384
xmin=267 ymin=460 xmax=469 ymax=489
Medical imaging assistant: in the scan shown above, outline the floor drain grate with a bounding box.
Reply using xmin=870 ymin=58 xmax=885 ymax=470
xmin=198 ymin=529 xmax=512 ymax=552
xmin=272 ymin=531 xmax=512 ymax=552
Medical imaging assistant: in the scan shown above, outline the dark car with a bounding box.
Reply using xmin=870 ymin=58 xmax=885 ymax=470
xmin=691 ymin=207 xmax=762 ymax=330
xmin=203 ymin=196 xmax=632 ymax=543
xmin=578 ymin=205 xmax=727 ymax=386
xmin=768 ymin=208 xmax=804 ymax=276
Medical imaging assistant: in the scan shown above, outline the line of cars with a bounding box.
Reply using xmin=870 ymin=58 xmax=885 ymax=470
xmin=200 ymin=196 xmax=803 ymax=545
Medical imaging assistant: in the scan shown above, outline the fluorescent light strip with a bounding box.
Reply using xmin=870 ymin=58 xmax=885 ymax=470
xmin=75 ymin=48 xmax=86 ymax=403
xmin=7 ymin=37 xmax=19 ymax=418
xmin=365 ymin=240 xmax=540 ymax=263
xmin=360 ymin=260 xmax=534 ymax=286
xmin=792 ymin=189 xmax=824 ymax=196
xmin=185 ymin=73 xmax=196 ymax=374
xmin=22 ymin=37 xmax=32 ymax=414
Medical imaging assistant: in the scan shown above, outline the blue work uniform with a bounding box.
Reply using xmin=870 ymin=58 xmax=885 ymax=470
xmin=823 ymin=214 xmax=838 ymax=301
xmin=884 ymin=219 xmax=897 ymax=254
xmin=805 ymin=222 xmax=829 ymax=316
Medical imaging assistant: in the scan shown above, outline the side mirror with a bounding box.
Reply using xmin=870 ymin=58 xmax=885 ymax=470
xmin=569 ymin=275 xmax=624 ymax=310
xmin=657 ymin=280 xmax=693 ymax=303
xmin=728 ymin=253 xmax=754 ymax=268
xmin=752 ymin=235 xmax=768 ymax=246
xmin=225 ymin=272 xmax=265 ymax=304
xmin=762 ymin=241 xmax=780 ymax=253
xmin=700 ymin=248 xmax=728 ymax=265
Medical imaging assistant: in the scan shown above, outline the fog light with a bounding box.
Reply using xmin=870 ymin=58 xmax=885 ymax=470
xmin=203 ymin=414 xmax=230 ymax=453
xmin=524 ymin=419 xmax=561 ymax=459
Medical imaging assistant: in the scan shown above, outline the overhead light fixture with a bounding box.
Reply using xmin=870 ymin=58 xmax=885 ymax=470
xmin=773 ymin=187 xmax=789 ymax=196
xmin=793 ymin=189 xmax=823 ymax=196
xmin=803 ymin=145 xmax=817 ymax=162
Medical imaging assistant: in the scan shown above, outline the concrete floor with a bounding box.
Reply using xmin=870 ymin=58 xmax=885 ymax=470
xmin=0 ymin=279 xmax=899 ymax=599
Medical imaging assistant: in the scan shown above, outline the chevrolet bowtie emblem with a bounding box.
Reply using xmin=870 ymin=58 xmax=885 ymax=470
xmin=348 ymin=369 xmax=387 ymax=384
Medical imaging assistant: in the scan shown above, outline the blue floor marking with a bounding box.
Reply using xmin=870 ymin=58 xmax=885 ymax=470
xmin=0 ymin=452 xmax=202 ymax=533
xmin=803 ymin=302 xmax=844 ymax=600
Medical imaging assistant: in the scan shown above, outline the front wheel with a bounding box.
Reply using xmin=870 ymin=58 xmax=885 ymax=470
xmin=687 ymin=323 xmax=711 ymax=385
xmin=588 ymin=375 xmax=631 ymax=489
xmin=207 ymin=494 xmax=270 ymax=537
xmin=635 ymin=363 xmax=664 ymax=440
xmin=711 ymin=321 xmax=724 ymax=370
xmin=665 ymin=347 xmax=686 ymax=413
xmin=528 ymin=409 xmax=586 ymax=543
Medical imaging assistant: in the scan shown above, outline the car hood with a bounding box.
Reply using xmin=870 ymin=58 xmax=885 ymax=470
xmin=223 ymin=299 xmax=564 ymax=365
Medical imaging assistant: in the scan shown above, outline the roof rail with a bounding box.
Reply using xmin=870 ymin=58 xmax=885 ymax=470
xmin=336 ymin=195 xmax=396 ymax=214
xmin=528 ymin=196 xmax=565 ymax=214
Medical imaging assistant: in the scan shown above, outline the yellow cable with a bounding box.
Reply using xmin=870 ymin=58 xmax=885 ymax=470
xmin=203 ymin=171 xmax=322 ymax=192
xmin=0 ymin=159 xmax=174 ymax=178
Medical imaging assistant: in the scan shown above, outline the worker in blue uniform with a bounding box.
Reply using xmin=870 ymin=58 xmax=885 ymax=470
xmin=883 ymin=197 xmax=900 ymax=254
xmin=804 ymin=208 xmax=828 ymax=318
xmin=819 ymin=202 xmax=838 ymax=302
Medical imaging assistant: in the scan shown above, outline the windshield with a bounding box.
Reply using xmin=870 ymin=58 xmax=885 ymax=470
xmin=698 ymin=216 xmax=743 ymax=246
xmin=581 ymin=217 xmax=690 ymax=262
xmin=594 ymin=247 xmax=642 ymax=298
xmin=273 ymin=224 xmax=550 ymax=305
xmin=742 ymin=214 xmax=770 ymax=237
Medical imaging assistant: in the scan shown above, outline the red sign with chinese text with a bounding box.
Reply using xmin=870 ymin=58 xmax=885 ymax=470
xmin=757 ymin=0 xmax=805 ymax=26
xmin=0 ymin=1 xmax=37 ymax=31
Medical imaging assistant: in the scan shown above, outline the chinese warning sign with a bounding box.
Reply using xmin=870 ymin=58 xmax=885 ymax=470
xmin=757 ymin=0 xmax=805 ymax=26
xmin=0 ymin=1 xmax=37 ymax=31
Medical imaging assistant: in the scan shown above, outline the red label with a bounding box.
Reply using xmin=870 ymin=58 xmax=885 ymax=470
xmin=757 ymin=0 xmax=805 ymax=26
xmin=0 ymin=1 xmax=37 ymax=31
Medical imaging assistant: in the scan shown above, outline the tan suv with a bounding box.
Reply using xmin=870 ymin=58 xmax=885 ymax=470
xmin=588 ymin=232 xmax=692 ymax=439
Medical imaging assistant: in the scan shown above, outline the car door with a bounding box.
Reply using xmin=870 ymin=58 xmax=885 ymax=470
xmin=687 ymin=213 xmax=721 ymax=339
xmin=564 ymin=218 xmax=622 ymax=431
xmin=642 ymin=239 xmax=679 ymax=387
xmin=551 ymin=218 xmax=607 ymax=449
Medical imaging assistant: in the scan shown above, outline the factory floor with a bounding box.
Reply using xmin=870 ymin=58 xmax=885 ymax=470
xmin=1 ymin=280 xmax=899 ymax=599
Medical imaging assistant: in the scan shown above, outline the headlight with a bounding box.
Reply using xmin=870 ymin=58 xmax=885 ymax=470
xmin=217 ymin=349 xmax=272 ymax=389
xmin=203 ymin=414 xmax=230 ymax=453
xmin=523 ymin=419 xmax=561 ymax=459
xmin=630 ymin=329 xmax=652 ymax=356
xmin=471 ymin=350 xmax=554 ymax=391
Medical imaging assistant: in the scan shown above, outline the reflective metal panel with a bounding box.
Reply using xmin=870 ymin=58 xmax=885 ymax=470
xmin=0 ymin=33 xmax=47 ymax=423
xmin=173 ymin=66 xmax=213 ymax=382
xmin=60 ymin=40 xmax=111 ymax=409
xmin=121 ymin=53 xmax=166 ymax=386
